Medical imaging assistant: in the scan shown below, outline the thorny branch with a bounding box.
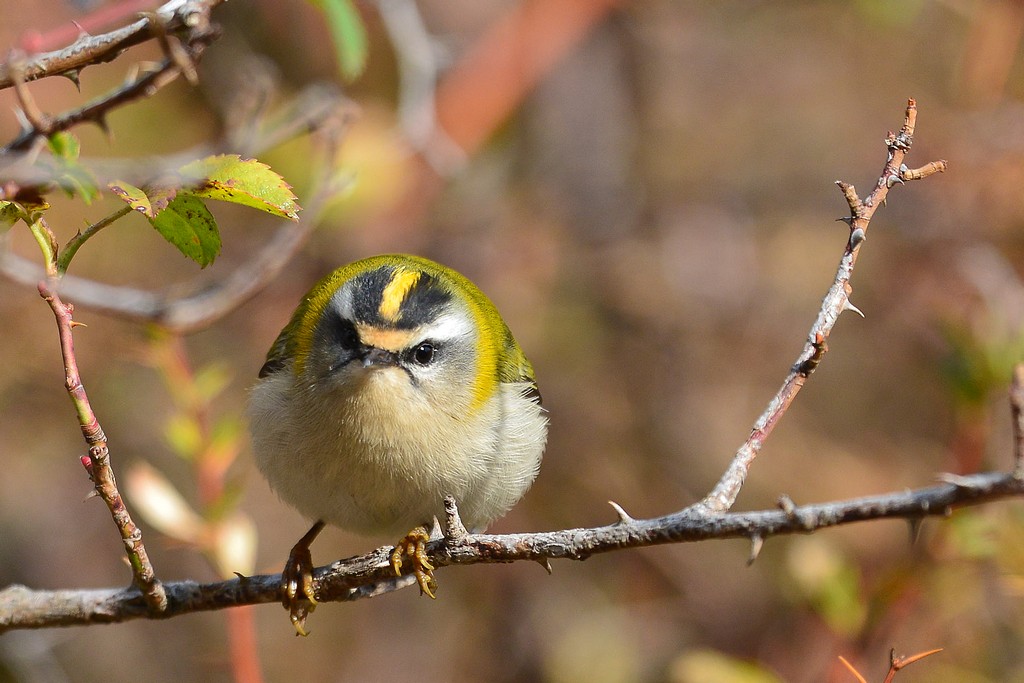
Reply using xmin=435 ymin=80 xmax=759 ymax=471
xmin=701 ymin=99 xmax=948 ymax=513
xmin=0 ymin=0 xmax=225 ymax=90
xmin=838 ymin=647 xmax=943 ymax=683
xmin=1 ymin=0 xmax=224 ymax=155
xmin=2 ymin=470 xmax=1024 ymax=631
xmin=37 ymin=275 xmax=166 ymax=613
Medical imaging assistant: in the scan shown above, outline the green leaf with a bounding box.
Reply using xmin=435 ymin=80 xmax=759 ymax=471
xmin=0 ymin=201 xmax=23 ymax=233
xmin=149 ymin=195 xmax=221 ymax=267
xmin=178 ymin=154 xmax=301 ymax=220
xmin=47 ymin=132 xmax=98 ymax=204
xmin=670 ymin=650 xmax=784 ymax=683
xmin=109 ymin=182 xmax=179 ymax=218
xmin=61 ymin=165 xmax=100 ymax=204
xmin=316 ymin=0 xmax=369 ymax=82
xmin=109 ymin=181 xmax=153 ymax=216
xmin=47 ymin=131 xmax=80 ymax=160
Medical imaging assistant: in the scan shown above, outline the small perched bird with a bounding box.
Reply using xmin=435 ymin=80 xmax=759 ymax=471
xmin=248 ymin=254 xmax=547 ymax=633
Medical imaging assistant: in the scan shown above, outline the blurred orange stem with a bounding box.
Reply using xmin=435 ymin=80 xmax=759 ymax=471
xmin=227 ymin=606 xmax=264 ymax=683
xmin=436 ymin=0 xmax=624 ymax=156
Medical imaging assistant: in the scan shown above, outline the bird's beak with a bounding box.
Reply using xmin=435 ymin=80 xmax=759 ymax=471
xmin=361 ymin=346 xmax=399 ymax=368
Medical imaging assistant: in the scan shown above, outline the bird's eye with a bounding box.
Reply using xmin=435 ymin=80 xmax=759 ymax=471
xmin=412 ymin=342 xmax=435 ymax=365
xmin=335 ymin=318 xmax=359 ymax=350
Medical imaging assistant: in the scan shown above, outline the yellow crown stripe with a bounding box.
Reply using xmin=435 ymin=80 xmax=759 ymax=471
xmin=379 ymin=268 xmax=421 ymax=323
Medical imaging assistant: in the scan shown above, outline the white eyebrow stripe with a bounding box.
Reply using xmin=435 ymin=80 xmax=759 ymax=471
xmin=421 ymin=310 xmax=474 ymax=341
xmin=332 ymin=286 xmax=355 ymax=322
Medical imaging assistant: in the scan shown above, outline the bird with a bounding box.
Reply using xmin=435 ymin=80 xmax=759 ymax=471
xmin=247 ymin=254 xmax=547 ymax=633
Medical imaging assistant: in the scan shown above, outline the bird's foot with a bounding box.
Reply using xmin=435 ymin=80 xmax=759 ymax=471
xmin=281 ymin=520 xmax=325 ymax=636
xmin=390 ymin=526 xmax=437 ymax=598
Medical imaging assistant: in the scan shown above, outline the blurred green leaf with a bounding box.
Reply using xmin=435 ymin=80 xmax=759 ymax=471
xmin=47 ymin=132 xmax=99 ymax=204
xmin=164 ymin=413 xmax=203 ymax=460
xmin=206 ymin=477 xmax=248 ymax=522
xmin=669 ymin=650 xmax=784 ymax=683
xmin=193 ymin=362 xmax=233 ymax=402
xmin=46 ymin=131 xmax=80 ymax=160
xmin=853 ymin=0 xmax=925 ymax=26
xmin=149 ymin=195 xmax=221 ymax=267
xmin=947 ymin=509 xmax=1000 ymax=559
xmin=787 ymin=537 xmax=867 ymax=636
xmin=313 ymin=0 xmax=369 ymax=82
xmin=178 ymin=154 xmax=301 ymax=220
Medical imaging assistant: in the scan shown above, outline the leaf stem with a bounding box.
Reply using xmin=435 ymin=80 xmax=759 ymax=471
xmin=28 ymin=217 xmax=58 ymax=277
xmin=58 ymin=204 xmax=132 ymax=274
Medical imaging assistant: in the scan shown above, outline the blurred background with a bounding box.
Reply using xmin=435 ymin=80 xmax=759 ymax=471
xmin=2 ymin=1 xmax=1024 ymax=681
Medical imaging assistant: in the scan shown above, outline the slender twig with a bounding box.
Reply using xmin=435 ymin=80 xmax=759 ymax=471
xmin=701 ymin=99 xmax=948 ymax=513
xmin=883 ymin=648 xmax=943 ymax=682
xmin=1 ymin=471 xmax=1022 ymax=632
xmin=36 ymin=277 xmax=166 ymax=613
xmin=837 ymin=656 xmax=868 ymax=683
xmin=57 ymin=205 xmax=132 ymax=274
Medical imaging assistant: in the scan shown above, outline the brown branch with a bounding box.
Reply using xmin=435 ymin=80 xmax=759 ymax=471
xmin=1011 ymin=363 xmax=1024 ymax=476
xmin=0 ymin=0 xmax=225 ymax=90
xmin=701 ymin=99 xmax=947 ymax=513
xmin=36 ymin=279 xmax=166 ymax=613
xmin=1 ymin=473 xmax=1022 ymax=632
xmin=1 ymin=3 xmax=222 ymax=155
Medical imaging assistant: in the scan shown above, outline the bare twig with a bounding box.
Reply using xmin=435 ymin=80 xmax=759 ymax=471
xmin=884 ymin=647 xmax=943 ymax=682
xmin=701 ymin=99 xmax=948 ymax=513
xmin=837 ymin=655 xmax=868 ymax=683
xmin=36 ymin=276 xmax=166 ymax=613
xmin=1 ymin=472 xmax=1021 ymax=632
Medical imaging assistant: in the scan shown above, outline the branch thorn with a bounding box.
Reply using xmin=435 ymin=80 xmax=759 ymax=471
xmin=777 ymin=494 xmax=797 ymax=516
xmin=842 ymin=299 xmax=865 ymax=318
xmin=608 ymin=500 xmax=635 ymax=524
xmin=747 ymin=534 xmax=763 ymax=566
xmin=61 ymin=69 xmax=82 ymax=91
xmin=936 ymin=472 xmax=979 ymax=490
xmin=442 ymin=495 xmax=468 ymax=541
xmin=536 ymin=558 xmax=553 ymax=575
xmin=906 ymin=517 xmax=922 ymax=545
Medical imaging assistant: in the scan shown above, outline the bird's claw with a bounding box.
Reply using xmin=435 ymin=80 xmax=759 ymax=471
xmin=391 ymin=526 xmax=437 ymax=598
xmin=281 ymin=521 xmax=325 ymax=636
